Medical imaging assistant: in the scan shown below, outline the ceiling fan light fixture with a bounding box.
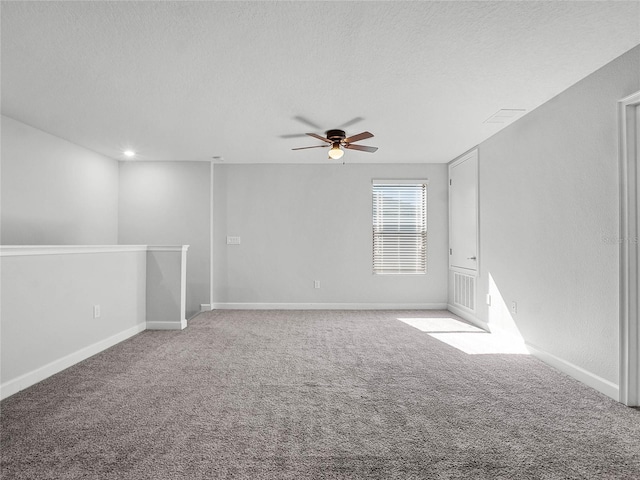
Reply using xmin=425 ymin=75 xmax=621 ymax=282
xmin=292 ymin=128 xmax=376 ymax=159
xmin=328 ymin=142 xmax=344 ymax=160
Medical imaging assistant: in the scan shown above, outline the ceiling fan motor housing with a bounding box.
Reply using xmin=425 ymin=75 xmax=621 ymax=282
xmin=326 ymin=129 xmax=346 ymax=142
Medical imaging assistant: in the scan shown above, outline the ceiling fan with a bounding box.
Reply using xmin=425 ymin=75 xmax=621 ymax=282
xmin=292 ymin=129 xmax=378 ymax=160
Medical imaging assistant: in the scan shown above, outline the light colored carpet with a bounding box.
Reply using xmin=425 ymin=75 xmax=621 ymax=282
xmin=2 ymin=309 xmax=639 ymax=479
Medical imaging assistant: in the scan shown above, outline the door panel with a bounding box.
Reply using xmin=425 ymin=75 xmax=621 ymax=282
xmin=449 ymin=150 xmax=478 ymax=272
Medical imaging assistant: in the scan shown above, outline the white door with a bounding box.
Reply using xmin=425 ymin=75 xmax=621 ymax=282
xmin=449 ymin=149 xmax=478 ymax=272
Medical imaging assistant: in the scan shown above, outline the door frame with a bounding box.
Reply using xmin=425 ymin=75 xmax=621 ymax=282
xmin=448 ymin=148 xmax=480 ymax=274
xmin=618 ymin=90 xmax=640 ymax=406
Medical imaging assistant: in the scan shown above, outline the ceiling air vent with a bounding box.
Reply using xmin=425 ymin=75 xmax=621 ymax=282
xmin=484 ymin=109 xmax=526 ymax=124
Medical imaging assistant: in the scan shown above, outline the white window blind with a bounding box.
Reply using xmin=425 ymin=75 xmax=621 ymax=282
xmin=372 ymin=182 xmax=427 ymax=274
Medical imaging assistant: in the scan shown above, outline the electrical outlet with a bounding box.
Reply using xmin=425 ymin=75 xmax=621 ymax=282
xmin=226 ymin=236 xmax=241 ymax=245
xmin=511 ymin=301 xmax=517 ymax=314
xmin=314 ymin=280 xmax=320 ymax=289
xmin=93 ymin=305 xmax=101 ymax=319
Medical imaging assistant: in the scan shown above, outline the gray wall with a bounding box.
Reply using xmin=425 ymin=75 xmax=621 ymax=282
xmin=1 ymin=116 xmax=119 ymax=244
xmin=118 ymin=161 xmax=212 ymax=318
xmin=469 ymin=45 xmax=640 ymax=385
xmin=1 ymin=248 xmax=147 ymax=397
xmin=213 ymin=163 xmax=448 ymax=306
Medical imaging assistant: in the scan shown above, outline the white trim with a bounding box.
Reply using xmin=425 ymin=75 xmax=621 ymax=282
xmin=200 ymin=304 xmax=213 ymax=312
xmin=211 ymin=302 xmax=448 ymax=310
xmin=146 ymin=319 xmax=187 ymax=330
xmin=448 ymin=146 xmax=478 ymax=168
xmin=0 ymin=245 xmax=189 ymax=256
xmin=618 ymin=90 xmax=640 ymax=406
xmin=0 ymin=323 xmax=145 ymax=400
xmin=0 ymin=245 xmax=148 ymax=256
xmin=526 ymin=342 xmax=619 ymax=401
xmin=147 ymin=245 xmax=189 ymax=252
xmin=447 ymin=304 xmax=489 ymax=332
xmin=180 ymin=248 xmax=188 ymax=324
xmin=209 ymin=161 xmax=215 ymax=310
xmin=448 ymin=148 xmax=480 ymax=275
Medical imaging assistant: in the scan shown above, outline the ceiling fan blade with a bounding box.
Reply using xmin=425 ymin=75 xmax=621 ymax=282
xmin=292 ymin=145 xmax=329 ymax=150
xmin=344 ymin=144 xmax=378 ymax=153
xmin=294 ymin=116 xmax=322 ymax=130
xmin=306 ymin=132 xmax=332 ymax=143
xmin=344 ymin=131 xmax=374 ymax=144
xmin=337 ymin=117 xmax=364 ymax=129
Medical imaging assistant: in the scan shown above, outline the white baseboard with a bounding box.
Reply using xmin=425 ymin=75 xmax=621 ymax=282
xmin=200 ymin=304 xmax=212 ymax=312
xmin=0 ymin=323 xmax=146 ymax=401
xmin=146 ymin=319 xmax=187 ymax=330
xmin=211 ymin=302 xmax=448 ymax=310
xmin=446 ymin=304 xmax=489 ymax=331
xmin=526 ymin=342 xmax=619 ymax=401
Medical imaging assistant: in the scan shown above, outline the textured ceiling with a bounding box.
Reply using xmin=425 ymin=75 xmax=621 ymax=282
xmin=2 ymin=1 xmax=639 ymax=164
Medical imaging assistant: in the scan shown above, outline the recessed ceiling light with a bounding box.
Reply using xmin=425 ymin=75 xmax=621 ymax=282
xmin=123 ymin=150 xmax=136 ymax=158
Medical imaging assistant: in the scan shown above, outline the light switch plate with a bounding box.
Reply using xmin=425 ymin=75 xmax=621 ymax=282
xmin=227 ymin=236 xmax=241 ymax=245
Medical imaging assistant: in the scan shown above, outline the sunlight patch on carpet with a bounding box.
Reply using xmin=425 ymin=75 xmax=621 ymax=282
xmin=397 ymin=317 xmax=529 ymax=355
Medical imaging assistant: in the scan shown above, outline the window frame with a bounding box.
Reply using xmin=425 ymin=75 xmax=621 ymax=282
xmin=372 ymin=179 xmax=428 ymax=275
